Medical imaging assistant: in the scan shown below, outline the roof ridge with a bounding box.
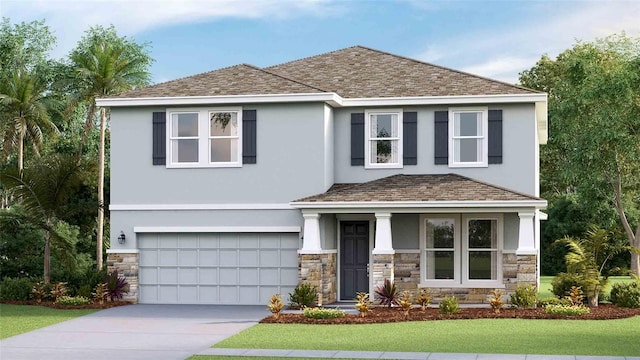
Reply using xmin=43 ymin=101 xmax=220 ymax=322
xmin=265 ymin=45 xmax=363 ymax=70
xmin=446 ymin=173 xmax=542 ymax=200
xmin=246 ymin=64 xmax=333 ymax=93
xmin=355 ymin=45 xmax=542 ymax=94
xmin=137 ymin=63 xmax=245 ymax=91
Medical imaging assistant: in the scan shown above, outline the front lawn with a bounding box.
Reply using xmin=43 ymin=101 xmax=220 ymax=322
xmin=539 ymin=275 xmax=636 ymax=299
xmin=215 ymin=317 xmax=640 ymax=356
xmin=0 ymin=304 xmax=97 ymax=339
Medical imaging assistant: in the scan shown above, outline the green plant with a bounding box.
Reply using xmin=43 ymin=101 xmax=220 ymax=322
xmin=105 ymin=270 xmax=129 ymax=301
xmin=31 ymin=281 xmax=50 ymax=303
xmin=374 ymin=279 xmax=398 ymax=307
xmin=303 ymin=307 xmax=345 ymax=319
xmin=551 ymin=272 xmax=583 ymax=298
xmin=537 ymin=297 xmax=571 ymax=307
xmin=54 ymin=295 xmax=91 ymax=306
xmin=288 ymin=282 xmax=317 ymax=308
xmin=610 ymin=281 xmax=640 ymax=308
xmin=415 ymin=288 xmax=431 ymax=311
xmin=566 ymin=286 xmax=584 ymax=306
xmin=93 ymin=283 xmax=109 ymax=305
xmin=0 ymin=277 xmax=35 ymax=301
xmin=76 ymin=284 xmax=92 ymax=298
xmin=510 ymin=285 xmax=537 ymax=309
xmin=398 ymin=291 xmax=412 ymax=319
xmin=488 ymin=289 xmax=504 ymax=314
xmin=50 ymin=282 xmax=68 ymax=301
xmin=439 ymin=296 xmax=460 ymax=314
xmin=545 ymin=304 xmax=591 ymax=316
xmin=267 ymin=294 xmax=284 ymax=319
xmin=355 ymin=292 xmax=371 ymax=318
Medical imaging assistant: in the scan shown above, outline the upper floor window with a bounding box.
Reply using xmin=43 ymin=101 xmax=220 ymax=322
xmin=449 ymin=107 xmax=488 ymax=167
xmin=364 ymin=109 xmax=403 ymax=169
xmin=167 ymin=108 xmax=242 ymax=168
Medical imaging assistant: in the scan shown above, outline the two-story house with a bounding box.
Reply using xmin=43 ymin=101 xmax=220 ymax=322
xmin=98 ymin=46 xmax=548 ymax=305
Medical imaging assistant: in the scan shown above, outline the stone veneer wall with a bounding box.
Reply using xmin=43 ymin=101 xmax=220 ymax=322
xmin=298 ymin=253 xmax=337 ymax=304
xmin=371 ymin=254 xmax=394 ymax=291
xmin=394 ymin=252 xmax=420 ymax=293
xmin=106 ymin=252 xmax=139 ymax=303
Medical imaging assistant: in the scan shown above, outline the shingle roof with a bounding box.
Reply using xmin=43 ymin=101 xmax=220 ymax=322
xmin=114 ymin=64 xmax=327 ymax=98
xmin=293 ymin=174 xmax=541 ymax=203
xmin=115 ymin=46 xmax=540 ymax=99
xmin=266 ymin=46 xmax=539 ymax=98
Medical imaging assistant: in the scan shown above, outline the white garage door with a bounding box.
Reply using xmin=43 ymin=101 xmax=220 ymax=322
xmin=138 ymin=232 xmax=299 ymax=304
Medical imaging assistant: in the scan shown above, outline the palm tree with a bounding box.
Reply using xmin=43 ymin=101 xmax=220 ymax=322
xmin=0 ymin=154 xmax=83 ymax=283
xmin=0 ymin=69 xmax=59 ymax=172
xmin=70 ymin=40 xmax=150 ymax=269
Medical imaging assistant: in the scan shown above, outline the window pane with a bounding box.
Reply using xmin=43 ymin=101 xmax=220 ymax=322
xmin=468 ymin=251 xmax=497 ymax=280
xmin=426 ymin=250 xmax=454 ymax=279
xmin=370 ymin=114 xmax=397 ymax=138
xmin=172 ymin=139 xmax=198 ymax=163
xmin=426 ymin=219 xmax=454 ymax=248
xmin=455 ymin=138 xmax=482 ymax=162
xmin=172 ymin=113 xmax=198 ymax=137
xmin=210 ymin=138 xmax=238 ymax=162
xmin=468 ymin=219 xmax=497 ymax=248
xmin=454 ymin=112 xmax=481 ymax=136
xmin=210 ymin=112 xmax=238 ymax=136
xmin=370 ymin=140 xmax=398 ymax=164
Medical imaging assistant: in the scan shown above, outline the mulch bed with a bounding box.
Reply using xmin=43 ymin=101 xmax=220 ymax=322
xmin=262 ymin=305 xmax=640 ymax=324
xmin=1 ymin=300 xmax=133 ymax=310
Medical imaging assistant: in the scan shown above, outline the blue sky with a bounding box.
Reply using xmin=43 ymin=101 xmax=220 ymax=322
xmin=3 ymin=0 xmax=639 ymax=84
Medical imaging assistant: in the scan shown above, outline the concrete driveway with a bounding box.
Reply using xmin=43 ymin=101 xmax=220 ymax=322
xmin=0 ymin=304 xmax=269 ymax=360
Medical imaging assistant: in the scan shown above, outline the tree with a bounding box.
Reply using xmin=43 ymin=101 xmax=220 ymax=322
xmin=520 ymin=33 xmax=640 ymax=275
xmin=69 ymin=25 xmax=152 ymax=269
xmin=0 ymin=18 xmax=55 ymax=77
xmin=0 ymin=154 xmax=84 ymax=283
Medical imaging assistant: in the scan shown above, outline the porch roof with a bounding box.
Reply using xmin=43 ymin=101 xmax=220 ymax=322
xmin=291 ymin=174 xmax=546 ymax=209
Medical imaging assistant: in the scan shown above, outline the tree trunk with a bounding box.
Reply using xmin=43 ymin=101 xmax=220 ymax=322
xmin=96 ymin=107 xmax=106 ymax=270
xmin=44 ymin=219 xmax=51 ymax=283
xmin=611 ymin=172 xmax=640 ymax=276
xmin=588 ymin=293 xmax=598 ymax=307
xmin=632 ymin=251 xmax=640 ymax=276
xmin=18 ymin=123 xmax=24 ymax=173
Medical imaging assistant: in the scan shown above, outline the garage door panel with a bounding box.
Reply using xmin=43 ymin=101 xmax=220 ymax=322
xmin=199 ymin=234 xmax=219 ymax=248
xmin=139 ymin=250 xmax=158 ymax=266
xmin=239 ymin=268 xmax=258 ymax=285
xmin=159 ymin=268 xmax=177 ymax=284
xmin=179 ymin=268 xmax=198 ymax=283
xmin=219 ymin=286 xmax=238 ymax=303
xmin=238 ymin=233 xmax=259 ymax=247
xmin=139 ymin=285 xmax=158 ymax=302
xmin=159 ymin=234 xmax=178 ymax=248
xmin=239 ymin=286 xmax=259 ymax=304
xmin=139 ymin=268 xmax=158 ymax=283
xmin=260 ymin=235 xmax=280 ymax=248
xmin=260 ymin=250 xmax=279 ymax=266
xmin=179 ymin=234 xmax=198 ymax=248
xmin=199 ymin=268 xmax=217 ymax=284
xmin=281 ymin=268 xmax=299 ymax=285
xmin=179 ymin=286 xmax=198 ymax=303
xmin=281 ymin=249 xmax=298 ymax=266
xmin=259 ymin=286 xmax=279 ymax=303
xmin=259 ymin=269 xmax=279 ymax=285
xmin=219 ymin=250 xmax=237 ymax=266
xmin=281 ymin=237 xmax=299 ymax=249
xmin=219 ymin=268 xmax=237 ymax=285
xmin=219 ymin=235 xmax=238 ymax=248
xmin=239 ymin=250 xmax=258 ymax=265
xmin=179 ymin=250 xmax=198 ymax=265
xmin=159 ymin=285 xmax=178 ymax=303
xmin=159 ymin=250 xmax=177 ymax=266
xmin=199 ymin=250 xmax=218 ymax=265
xmin=138 ymin=236 xmax=158 ymax=249
xmin=199 ymin=286 xmax=218 ymax=302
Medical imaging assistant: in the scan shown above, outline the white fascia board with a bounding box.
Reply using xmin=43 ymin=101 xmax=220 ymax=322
xmin=96 ymin=92 xmax=342 ymax=107
xmin=341 ymin=93 xmax=547 ymax=107
xmin=109 ymin=203 xmax=294 ymax=211
xmin=133 ymin=226 xmax=301 ymax=233
xmin=292 ymin=200 xmax=547 ymax=210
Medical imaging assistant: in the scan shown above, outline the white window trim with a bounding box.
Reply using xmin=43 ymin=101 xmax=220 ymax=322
xmin=420 ymin=213 xmax=503 ymax=288
xmin=364 ymin=109 xmax=403 ymax=169
xmin=448 ymin=107 xmax=488 ymax=168
xmin=166 ymin=107 xmax=243 ymax=168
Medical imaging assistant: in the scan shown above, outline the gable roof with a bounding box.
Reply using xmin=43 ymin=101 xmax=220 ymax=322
xmin=293 ymin=174 xmax=542 ymax=203
xmin=112 ymin=46 xmax=541 ymax=100
xmin=267 ymin=46 xmax=538 ymax=98
xmin=114 ymin=64 xmax=327 ymax=98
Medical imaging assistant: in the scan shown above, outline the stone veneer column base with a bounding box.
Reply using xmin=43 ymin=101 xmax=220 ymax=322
xmin=106 ymin=252 xmax=139 ymax=303
xmin=372 ymin=254 xmax=394 ymax=291
xmin=298 ymin=253 xmax=336 ymax=304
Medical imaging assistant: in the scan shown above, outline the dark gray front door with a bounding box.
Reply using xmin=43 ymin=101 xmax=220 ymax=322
xmin=340 ymin=221 xmax=369 ymax=300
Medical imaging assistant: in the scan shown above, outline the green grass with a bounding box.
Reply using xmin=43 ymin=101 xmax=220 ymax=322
xmin=189 ymin=357 xmax=358 ymax=360
xmin=215 ymin=318 xmax=640 ymax=356
xmin=538 ymin=275 xmax=636 ymax=299
xmin=0 ymin=304 xmax=97 ymax=339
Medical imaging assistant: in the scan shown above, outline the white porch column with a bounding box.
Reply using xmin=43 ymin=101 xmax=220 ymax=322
xmin=372 ymin=212 xmax=394 ymax=254
xmin=516 ymin=210 xmax=536 ymax=255
xmin=300 ymin=213 xmax=322 ymax=254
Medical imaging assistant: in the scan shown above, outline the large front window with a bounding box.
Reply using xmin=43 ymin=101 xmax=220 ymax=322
xmin=421 ymin=214 xmax=502 ymax=287
xmin=449 ymin=107 xmax=488 ymax=167
xmin=365 ymin=109 xmax=402 ymax=168
xmin=167 ymin=108 xmax=242 ymax=168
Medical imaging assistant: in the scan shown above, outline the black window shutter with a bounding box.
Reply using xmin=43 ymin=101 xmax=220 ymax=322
xmin=403 ymin=112 xmax=417 ymax=165
xmin=242 ymin=110 xmax=257 ymax=164
xmin=152 ymin=112 xmax=166 ymax=165
xmin=488 ymin=109 xmax=503 ymax=164
xmin=434 ymin=111 xmax=448 ymax=165
xmin=351 ymin=113 xmax=365 ymax=166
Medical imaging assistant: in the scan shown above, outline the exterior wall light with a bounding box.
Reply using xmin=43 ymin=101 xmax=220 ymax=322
xmin=118 ymin=231 xmax=126 ymax=244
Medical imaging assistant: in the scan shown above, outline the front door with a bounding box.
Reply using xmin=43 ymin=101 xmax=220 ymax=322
xmin=340 ymin=221 xmax=369 ymax=300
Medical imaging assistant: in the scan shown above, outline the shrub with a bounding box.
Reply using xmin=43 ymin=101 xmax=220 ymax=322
xmin=50 ymin=282 xmax=68 ymax=301
xmin=355 ymin=292 xmax=371 ymax=318
xmin=374 ymin=279 xmax=398 ymax=307
xmin=610 ymin=282 xmax=640 ymax=308
xmin=398 ymin=291 xmax=412 ymax=319
xmin=510 ymin=285 xmax=537 ymax=309
xmin=545 ymin=304 xmax=591 ymax=316
xmin=303 ymin=307 xmax=345 ymax=319
xmin=538 ymin=297 xmax=571 ymax=307
xmin=105 ymin=270 xmax=129 ymax=301
xmin=32 ymin=281 xmax=51 ymax=303
xmin=566 ymin=286 xmax=585 ymax=306
xmin=288 ymin=282 xmax=317 ymax=308
xmin=93 ymin=283 xmax=109 ymax=305
xmin=551 ymin=272 xmax=583 ymax=298
xmin=77 ymin=284 xmax=92 ymax=298
xmin=55 ymin=295 xmax=91 ymax=306
xmin=0 ymin=277 xmax=35 ymax=301
xmin=488 ymin=289 xmax=504 ymax=314
xmin=415 ymin=288 xmax=432 ymax=311
xmin=268 ymin=294 xmax=284 ymax=319
xmin=439 ymin=296 xmax=460 ymax=314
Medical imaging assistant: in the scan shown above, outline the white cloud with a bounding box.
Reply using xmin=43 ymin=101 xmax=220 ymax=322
xmin=2 ymin=0 xmax=333 ymax=59
xmin=461 ymin=56 xmax=539 ymax=84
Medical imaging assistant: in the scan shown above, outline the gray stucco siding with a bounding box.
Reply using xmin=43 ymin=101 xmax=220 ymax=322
xmin=110 ymin=103 xmax=329 ymax=205
xmin=333 ymin=104 xmax=537 ymax=196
